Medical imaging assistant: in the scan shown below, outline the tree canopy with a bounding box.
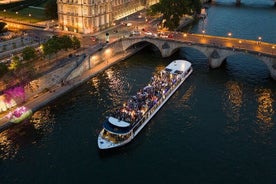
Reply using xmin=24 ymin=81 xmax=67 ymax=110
xmin=150 ymin=0 xmax=202 ymax=30
xmin=72 ymin=36 xmax=81 ymax=49
xmin=0 ymin=63 xmax=8 ymax=77
xmin=22 ymin=46 xmax=37 ymax=61
xmin=42 ymin=35 xmax=80 ymax=56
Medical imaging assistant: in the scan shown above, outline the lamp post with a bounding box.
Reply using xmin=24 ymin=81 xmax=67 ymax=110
xmin=16 ymin=11 xmax=19 ymax=21
xmin=3 ymin=9 xmax=6 ymax=18
xmin=29 ymin=13 xmax=31 ymax=23
xmin=202 ymin=30 xmax=205 ymax=37
xmin=238 ymin=40 xmax=242 ymax=48
xmin=258 ymin=36 xmax=262 ymax=45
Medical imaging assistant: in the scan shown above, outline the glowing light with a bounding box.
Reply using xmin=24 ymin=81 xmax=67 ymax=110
xmin=6 ymin=106 xmax=29 ymax=119
xmin=256 ymin=89 xmax=274 ymax=126
xmin=0 ymin=86 xmax=26 ymax=113
xmin=224 ymin=81 xmax=243 ymax=123
xmin=0 ymin=131 xmax=19 ymax=160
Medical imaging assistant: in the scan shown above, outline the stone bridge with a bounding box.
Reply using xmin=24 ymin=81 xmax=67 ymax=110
xmin=114 ymin=36 xmax=276 ymax=80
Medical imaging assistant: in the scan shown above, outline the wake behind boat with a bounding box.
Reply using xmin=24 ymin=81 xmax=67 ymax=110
xmin=97 ymin=60 xmax=192 ymax=149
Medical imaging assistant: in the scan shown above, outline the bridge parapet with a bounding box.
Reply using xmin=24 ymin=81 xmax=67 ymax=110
xmin=121 ymin=36 xmax=276 ymax=80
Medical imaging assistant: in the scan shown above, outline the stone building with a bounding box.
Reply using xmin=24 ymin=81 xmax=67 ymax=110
xmin=57 ymin=0 xmax=159 ymax=34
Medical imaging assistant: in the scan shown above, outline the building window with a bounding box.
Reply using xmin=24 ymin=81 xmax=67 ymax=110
xmin=83 ymin=8 xmax=87 ymax=16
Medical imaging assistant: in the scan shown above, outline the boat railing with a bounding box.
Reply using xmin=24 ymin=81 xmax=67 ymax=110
xmin=132 ymin=74 xmax=184 ymax=131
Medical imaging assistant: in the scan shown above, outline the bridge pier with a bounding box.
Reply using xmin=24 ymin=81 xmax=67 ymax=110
xmin=271 ymin=68 xmax=276 ymax=80
xmin=209 ymin=58 xmax=224 ymax=68
xmin=208 ymin=49 xmax=225 ymax=68
xmin=268 ymin=59 xmax=276 ymax=80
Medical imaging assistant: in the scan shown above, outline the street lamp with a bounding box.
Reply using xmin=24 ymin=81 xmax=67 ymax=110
xmin=258 ymin=36 xmax=262 ymax=45
xmin=15 ymin=11 xmax=19 ymax=21
xmin=228 ymin=32 xmax=232 ymax=37
xmin=29 ymin=13 xmax=31 ymax=23
xmin=3 ymin=9 xmax=6 ymax=18
xmin=202 ymin=29 xmax=205 ymax=36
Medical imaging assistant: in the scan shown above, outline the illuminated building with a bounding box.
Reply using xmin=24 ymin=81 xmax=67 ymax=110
xmin=57 ymin=0 xmax=159 ymax=34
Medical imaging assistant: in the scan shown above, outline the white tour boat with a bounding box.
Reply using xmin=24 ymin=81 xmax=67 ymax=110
xmin=97 ymin=60 xmax=193 ymax=149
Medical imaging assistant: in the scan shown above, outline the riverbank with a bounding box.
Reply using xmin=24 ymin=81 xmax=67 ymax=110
xmin=0 ymin=47 xmax=140 ymax=132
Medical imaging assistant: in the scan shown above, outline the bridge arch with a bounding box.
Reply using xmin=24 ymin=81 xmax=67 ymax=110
xmin=220 ymin=53 xmax=272 ymax=80
xmin=211 ymin=51 xmax=276 ymax=80
xmin=120 ymin=37 xmax=276 ymax=80
xmin=124 ymin=40 xmax=162 ymax=57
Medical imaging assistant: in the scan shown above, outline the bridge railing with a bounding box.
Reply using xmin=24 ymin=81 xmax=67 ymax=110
xmin=178 ymin=33 xmax=276 ymax=56
xmin=129 ymin=33 xmax=275 ymax=57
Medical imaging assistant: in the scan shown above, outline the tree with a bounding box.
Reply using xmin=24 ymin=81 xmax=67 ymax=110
xmin=0 ymin=22 xmax=7 ymax=33
xmin=45 ymin=0 xmax=58 ymax=19
xmin=42 ymin=36 xmax=60 ymax=56
xmin=0 ymin=63 xmax=8 ymax=77
xmin=22 ymin=46 xmax=37 ymax=61
xmin=42 ymin=35 xmax=80 ymax=57
xmin=8 ymin=59 xmax=20 ymax=71
xmin=72 ymin=36 xmax=81 ymax=49
xmin=59 ymin=35 xmax=73 ymax=51
xmin=150 ymin=0 xmax=202 ymax=30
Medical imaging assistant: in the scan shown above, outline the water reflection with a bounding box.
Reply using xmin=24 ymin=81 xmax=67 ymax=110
xmin=91 ymin=77 xmax=100 ymax=91
xmin=30 ymin=107 xmax=55 ymax=132
xmin=0 ymin=107 xmax=56 ymax=160
xmin=255 ymin=88 xmax=274 ymax=133
xmin=224 ymin=81 xmax=243 ymax=123
xmin=0 ymin=131 xmax=19 ymax=160
xmin=176 ymin=85 xmax=195 ymax=108
xmin=104 ymin=68 xmax=130 ymax=104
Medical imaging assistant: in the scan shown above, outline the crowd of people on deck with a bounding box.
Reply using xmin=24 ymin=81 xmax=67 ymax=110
xmin=112 ymin=69 xmax=181 ymax=124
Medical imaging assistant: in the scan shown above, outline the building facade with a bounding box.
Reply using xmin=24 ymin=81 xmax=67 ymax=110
xmin=57 ymin=0 xmax=159 ymax=34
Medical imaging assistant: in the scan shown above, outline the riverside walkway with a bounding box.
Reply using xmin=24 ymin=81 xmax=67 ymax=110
xmin=0 ymin=49 xmax=133 ymax=132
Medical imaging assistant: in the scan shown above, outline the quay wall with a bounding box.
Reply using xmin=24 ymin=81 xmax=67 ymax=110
xmin=67 ymin=41 xmax=125 ymax=81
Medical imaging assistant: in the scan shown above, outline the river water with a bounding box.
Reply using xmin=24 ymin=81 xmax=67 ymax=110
xmin=1 ymin=1 xmax=276 ymax=183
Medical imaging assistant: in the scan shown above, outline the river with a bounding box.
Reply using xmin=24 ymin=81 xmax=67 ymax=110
xmin=0 ymin=0 xmax=276 ymax=183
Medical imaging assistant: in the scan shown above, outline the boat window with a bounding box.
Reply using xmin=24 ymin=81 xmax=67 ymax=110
xmin=174 ymin=70 xmax=183 ymax=74
xmin=165 ymin=68 xmax=172 ymax=72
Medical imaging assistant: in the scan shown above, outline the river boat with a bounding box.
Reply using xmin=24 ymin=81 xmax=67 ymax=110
xmin=97 ymin=60 xmax=193 ymax=149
